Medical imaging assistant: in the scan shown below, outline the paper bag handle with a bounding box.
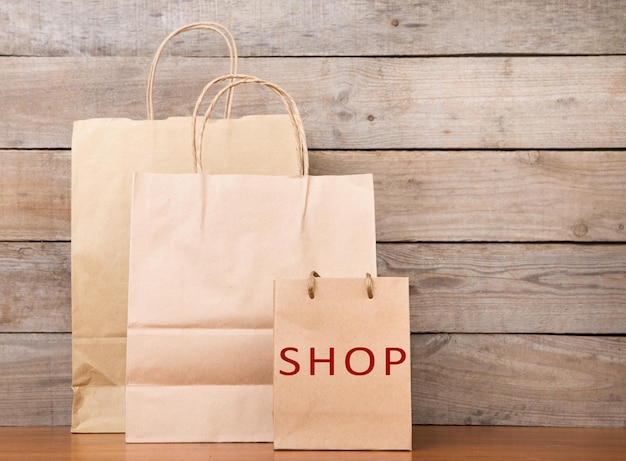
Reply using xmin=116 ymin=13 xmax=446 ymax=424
xmin=194 ymin=74 xmax=309 ymax=176
xmin=307 ymin=271 xmax=321 ymax=299
xmin=308 ymin=272 xmax=374 ymax=299
xmin=147 ymin=22 xmax=238 ymax=120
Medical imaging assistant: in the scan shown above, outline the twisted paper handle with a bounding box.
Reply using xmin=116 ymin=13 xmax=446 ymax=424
xmin=307 ymin=271 xmax=321 ymax=299
xmin=194 ymin=74 xmax=309 ymax=175
xmin=147 ymin=22 xmax=238 ymax=119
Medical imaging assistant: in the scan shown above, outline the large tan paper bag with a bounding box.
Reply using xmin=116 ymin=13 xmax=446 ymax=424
xmin=71 ymin=23 xmax=300 ymax=433
xmin=125 ymin=77 xmax=377 ymax=443
xmin=273 ymin=273 xmax=412 ymax=450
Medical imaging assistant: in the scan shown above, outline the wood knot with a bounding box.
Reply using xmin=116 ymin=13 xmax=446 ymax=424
xmin=336 ymin=109 xmax=355 ymax=122
xmin=335 ymin=87 xmax=351 ymax=104
xmin=334 ymin=85 xmax=355 ymax=123
xmin=517 ymin=150 xmax=541 ymax=165
xmin=391 ymin=19 xmax=400 ymax=27
xmin=556 ymin=96 xmax=577 ymax=106
xmin=367 ymin=114 xmax=375 ymax=122
xmin=572 ymin=223 xmax=588 ymax=237
xmin=17 ymin=247 xmax=35 ymax=258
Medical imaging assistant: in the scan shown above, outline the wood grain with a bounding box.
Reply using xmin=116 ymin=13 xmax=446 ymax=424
xmin=412 ymin=334 xmax=626 ymax=427
xmin=7 ymin=149 xmax=625 ymax=242
xmin=1 ymin=0 xmax=625 ymax=57
xmin=0 ymin=151 xmax=70 ymax=241
xmin=411 ymin=426 xmax=626 ymax=461
xmin=0 ymin=333 xmax=71 ymax=426
xmin=1 ymin=56 xmax=624 ymax=149
xmin=1 ymin=240 xmax=624 ymax=335
xmin=313 ymin=150 xmax=626 ymax=242
xmin=0 ymin=242 xmax=70 ymax=333
xmin=378 ymin=243 xmax=626 ymax=334
xmin=1 ymin=426 xmax=625 ymax=461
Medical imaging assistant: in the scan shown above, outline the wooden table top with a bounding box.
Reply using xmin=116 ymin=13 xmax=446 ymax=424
xmin=0 ymin=426 xmax=624 ymax=461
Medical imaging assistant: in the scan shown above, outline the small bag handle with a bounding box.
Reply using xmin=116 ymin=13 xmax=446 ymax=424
xmin=307 ymin=271 xmax=321 ymax=299
xmin=308 ymin=272 xmax=374 ymax=299
xmin=194 ymin=74 xmax=309 ymax=176
xmin=147 ymin=22 xmax=238 ymax=120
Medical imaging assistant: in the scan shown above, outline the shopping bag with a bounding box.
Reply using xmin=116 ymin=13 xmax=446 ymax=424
xmin=71 ymin=23 xmax=300 ymax=433
xmin=273 ymin=273 xmax=412 ymax=450
xmin=125 ymin=76 xmax=377 ymax=443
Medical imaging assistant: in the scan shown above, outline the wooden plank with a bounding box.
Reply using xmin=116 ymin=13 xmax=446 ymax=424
xmin=0 ymin=333 xmax=623 ymax=427
xmin=1 ymin=56 xmax=624 ymax=150
xmin=0 ymin=333 xmax=71 ymax=426
xmin=377 ymin=243 xmax=626 ymax=334
xmin=412 ymin=426 xmax=626 ymax=461
xmin=1 ymin=427 xmax=626 ymax=461
xmin=315 ymin=150 xmax=626 ymax=242
xmin=0 ymin=151 xmax=70 ymax=241
xmin=1 ymin=0 xmax=625 ymax=56
xmin=412 ymin=334 xmax=626 ymax=427
xmin=0 ymin=242 xmax=70 ymax=333
xmin=3 ymin=149 xmax=626 ymax=242
xmin=0 ymin=239 xmax=624 ymax=334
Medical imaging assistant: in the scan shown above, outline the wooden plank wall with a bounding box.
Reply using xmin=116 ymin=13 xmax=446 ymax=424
xmin=1 ymin=1 xmax=625 ymax=427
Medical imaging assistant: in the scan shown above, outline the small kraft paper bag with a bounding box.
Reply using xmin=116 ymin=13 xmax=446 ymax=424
xmin=125 ymin=76 xmax=378 ymax=443
xmin=273 ymin=273 xmax=412 ymax=451
xmin=71 ymin=23 xmax=302 ymax=433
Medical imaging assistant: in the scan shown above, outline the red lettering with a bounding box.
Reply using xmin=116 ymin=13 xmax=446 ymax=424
xmin=279 ymin=347 xmax=300 ymax=375
xmin=385 ymin=347 xmax=406 ymax=375
xmin=279 ymin=346 xmax=406 ymax=376
xmin=310 ymin=347 xmax=334 ymax=375
xmin=345 ymin=347 xmax=375 ymax=375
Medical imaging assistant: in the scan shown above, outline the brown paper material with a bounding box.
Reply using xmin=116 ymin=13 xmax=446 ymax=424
xmin=72 ymin=21 xmax=246 ymax=433
xmin=125 ymin=173 xmax=377 ymax=443
xmin=72 ymin=78 xmax=303 ymax=435
xmin=71 ymin=114 xmax=299 ymax=433
xmin=273 ymin=276 xmax=412 ymax=450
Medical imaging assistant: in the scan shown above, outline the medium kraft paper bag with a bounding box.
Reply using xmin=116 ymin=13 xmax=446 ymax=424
xmin=71 ymin=23 xmax=300 ymax=433
xmin=273 ymin=273 xmax=412 ymax=450
xmin=125 ymin=77 xmax=377 ymax=443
